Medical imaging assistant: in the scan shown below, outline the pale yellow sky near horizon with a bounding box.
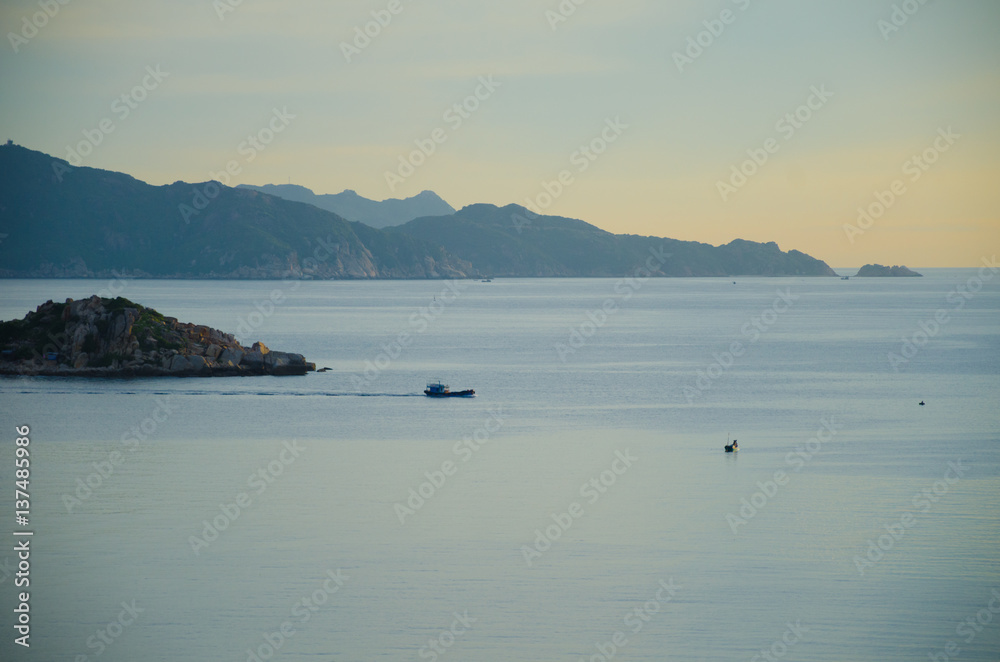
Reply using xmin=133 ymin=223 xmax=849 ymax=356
xmin=1 ymin=0 xmax=998 ymax=267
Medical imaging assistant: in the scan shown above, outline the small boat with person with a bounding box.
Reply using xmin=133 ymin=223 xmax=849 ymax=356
xmin=724 ymin=438 xmax=739 ymax=453
xmin=424 ymin=381 xmax=475 ymax=398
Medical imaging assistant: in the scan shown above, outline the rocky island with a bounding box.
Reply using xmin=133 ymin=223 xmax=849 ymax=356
xmin=855 ymin=264 xmax=923 ymax=277
xmin=0 ymin=296 xmax=315 ymax=377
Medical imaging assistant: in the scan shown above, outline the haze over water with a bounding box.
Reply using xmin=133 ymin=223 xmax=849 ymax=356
xmin=1 ymin=271 xmax=998 ymax=661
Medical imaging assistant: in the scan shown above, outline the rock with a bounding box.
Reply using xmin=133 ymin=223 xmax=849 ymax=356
xmin=187 ymin=355 xmax=209 ymax=373
xmin=252 ymin=341 xmax=270 ymax=355
xmin=74 ymin=353 xmax=89 ymax=369
xmin=72 ymin=324 xmax=92 ymax=354
xmin=218 ymin=347 xmax=244 ymax=365
xmin=264 ymin=351 xmax=293 ymax=373
xmin=169 ymin=355 xmax=191 ymax=372
xmin=111 ymin=316 xmax=125 ymax=338
xmin=241 ymin=351 xmax=265 ymax=369
xmin=855 ymin=264 xmax=923 ymax=277
xmin=205 ymin=344 xmax=222 ymax=360
xmin=265 ymin=351 xmax=312 ymax=375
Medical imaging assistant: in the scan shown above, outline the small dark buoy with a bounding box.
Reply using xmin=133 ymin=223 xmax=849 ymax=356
xmin=919 ymin=401 xmax=925 ymax=406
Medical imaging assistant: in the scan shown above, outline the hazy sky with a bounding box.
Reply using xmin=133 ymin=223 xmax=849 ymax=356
xmin=2 ymin=0 xmax=998 ymax=267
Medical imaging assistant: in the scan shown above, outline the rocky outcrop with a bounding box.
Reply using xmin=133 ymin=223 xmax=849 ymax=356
xmin=0 ymin=296 xmax=315 ymax=377
xmin=855 ymin=264 xmax=923 ymax=277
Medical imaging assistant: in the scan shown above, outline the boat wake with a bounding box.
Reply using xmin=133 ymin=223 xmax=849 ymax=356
xmin=7 ymin=389 xmax=425 ymax=398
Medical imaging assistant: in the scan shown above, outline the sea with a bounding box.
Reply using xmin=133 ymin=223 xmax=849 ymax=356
xmin=0 ymin=271 xmax=998 ymax=661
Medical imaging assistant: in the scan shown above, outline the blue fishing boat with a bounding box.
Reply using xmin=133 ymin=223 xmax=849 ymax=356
xmin=424 ymin=381 xmax=475 ymax=398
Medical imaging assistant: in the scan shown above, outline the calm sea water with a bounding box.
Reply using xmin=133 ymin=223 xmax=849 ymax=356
xmin=1 ymin=272 xmax=998 ymax=661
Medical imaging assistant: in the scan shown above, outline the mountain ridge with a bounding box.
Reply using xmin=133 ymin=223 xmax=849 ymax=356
xmin=0 ymin=143 xmax=469 ymax=279
xmin=236 ymin=183 xmax=455 ymax=228
xmin=0 ymin=142 xmax=838 ymax=279
xmin=391 ymin=203 xmax=838 ymax=277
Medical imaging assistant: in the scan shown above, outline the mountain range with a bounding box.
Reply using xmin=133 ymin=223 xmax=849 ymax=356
xmin=236 ymin=183 xmax=455 ymax=228
xmin=0 ymin=142 xmax=838 ymax=279
xmin=0 ymin=143 xmax=467 ymax=279
xmin=392 ymin=204 xmax=836 ymax=277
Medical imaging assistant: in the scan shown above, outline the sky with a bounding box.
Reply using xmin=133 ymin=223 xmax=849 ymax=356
xmin=1 ymin=0 xmax=998 ymax=268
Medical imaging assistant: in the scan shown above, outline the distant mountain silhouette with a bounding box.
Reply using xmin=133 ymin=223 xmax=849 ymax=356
xmin=392 ymin=204 xmax=839 ymax=277
xmin=237 ymin=184 xmax=455 ymax=228
xmin=0 ymin=142 xmax=838 ymax=280
xmin=0 ymin=143 xmax=468 ymax=279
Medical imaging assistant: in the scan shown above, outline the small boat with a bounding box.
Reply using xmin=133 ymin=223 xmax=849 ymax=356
xmin=424 ymin=382 xmax=475 ymax=398
xmin=724 ymin=437 xmax=739 ymax=453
